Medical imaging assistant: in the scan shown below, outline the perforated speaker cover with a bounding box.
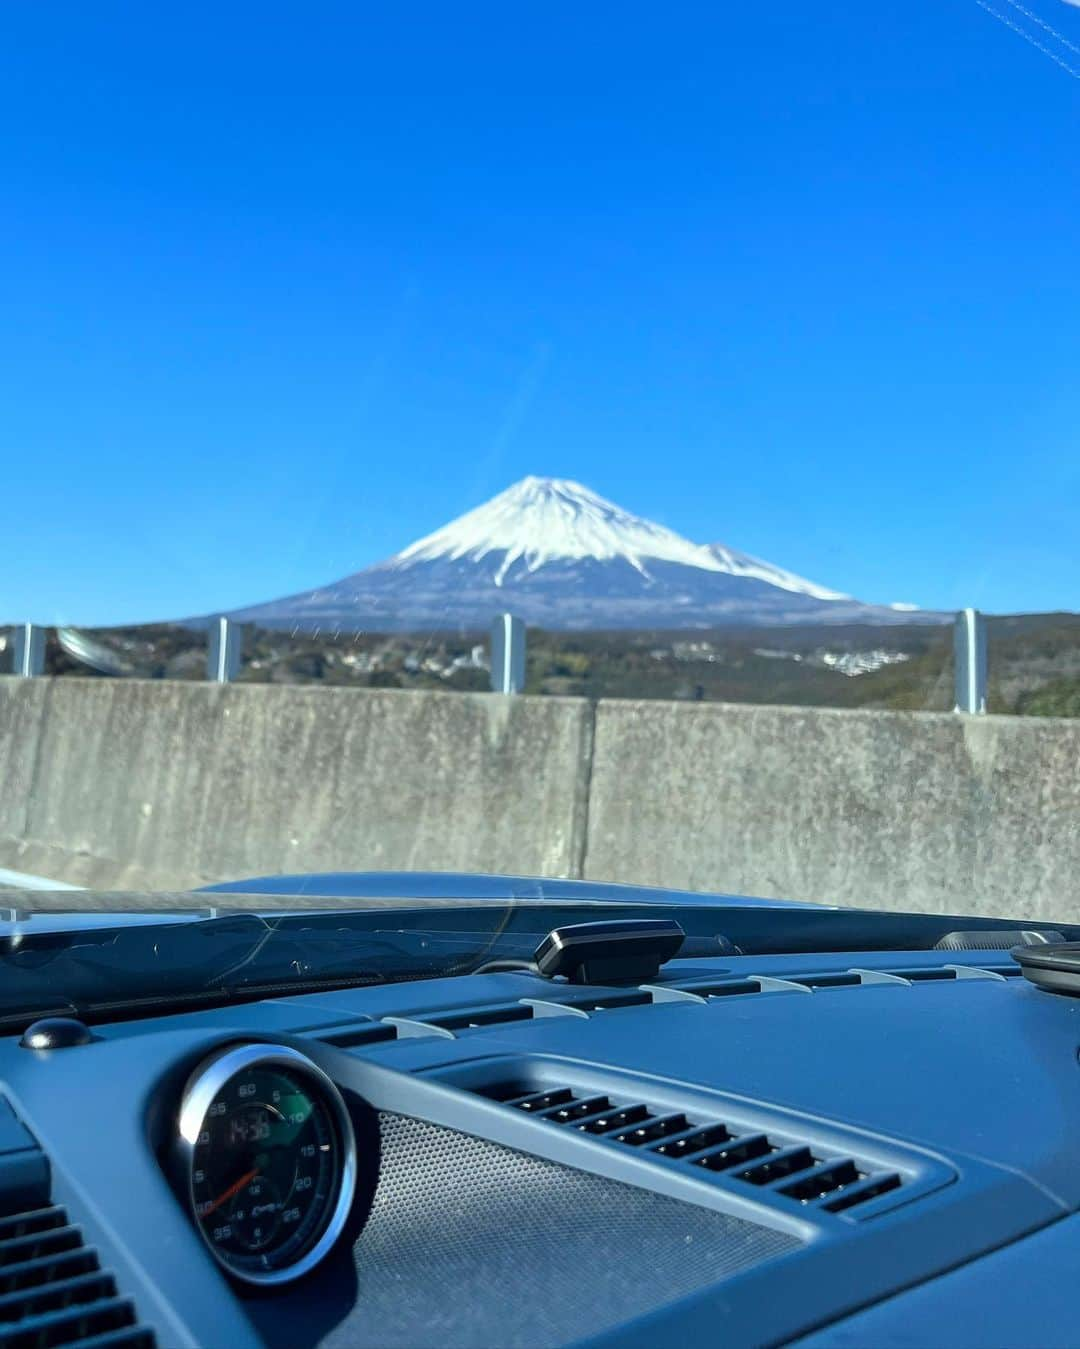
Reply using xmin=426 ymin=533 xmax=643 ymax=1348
xmin=309 ymin=1112 xmax=801 ymax=1349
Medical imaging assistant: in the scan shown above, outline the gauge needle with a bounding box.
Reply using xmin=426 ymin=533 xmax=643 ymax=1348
xmin=204 ymin=1168 xmax=258 ymax=1218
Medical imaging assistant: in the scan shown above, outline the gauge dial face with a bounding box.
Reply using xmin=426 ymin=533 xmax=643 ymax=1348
xmin=179 ymin=1047 xmax=356 ymax=1284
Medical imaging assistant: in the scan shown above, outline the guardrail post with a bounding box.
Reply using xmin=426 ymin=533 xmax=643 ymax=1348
xmin=11 ymin=624 xmax=45 ymax=677
xmin=490 ymin=613 xmax=526 ymax=694
xmin=207 ymin=617 xmax=242 ymax=683
xmin=954 ymin=608 xmax=987 ymax=714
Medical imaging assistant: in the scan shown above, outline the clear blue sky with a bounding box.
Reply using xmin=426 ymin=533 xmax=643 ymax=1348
xmin=2 ymin=0 xmax=1078 ymax=626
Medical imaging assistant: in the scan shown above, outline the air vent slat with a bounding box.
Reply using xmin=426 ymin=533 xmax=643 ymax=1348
xmin=0 ymin=1252 xmax=99 ymax=1299
xmin=0 ymin=1213 xmax=66 ymax=1245
xmin=0 ymin=1270 xmax=115 ymax=1323
xmin=0 ymin=1201 xmax=155 ymax=1349
xmin=0 ymin=1228 xmax=82 ymax=1269
xmin=944 ymin=965 xmax=1007 ymax=982
xmin=681 ymin=979 xmax=762 ymax=999
xmin=614 ymin=1115 xmax=691 ymax=1147
xmin=790 ymin=973 xmax=862 ymax=990
xmin=53 ymin=1331 xmax=155 ymax=1349
xmin=320 ymin=1023 xmax=398 ymax=1048
xmin=578 ymin=1104 xmax=652 ymax=1135
xmin=653 ymin=1123 xmax=733 ymax=1157
xmin=694 ymin=1133 xmax=776 ymax=1172
xmin=638 ymin=984 xmax=709 ymax=1005
xmin=780 ymin=1159 xmax=864 ymax=1202
xmin=0 ymin=1294 xmax=136 ymax=1349
xmin=563 ymin=991 xmax=654 ymax=1012
xmin=542 ymin=1096 xmax=612 ymax=1124
xmin=888 ymin=968 xmax=956 ymax=982
xmin=736 ymin=1146 xmax=819 ymax=1187
xmin=427 ymin=1005 xmax=533 ymax=1031
xmin=847 ymin=969 xmax=911 ymax=986
xmin=517 ymin=999 xmax=589 ymax=1020
xmin=822 ymin=1172 xmax=903 ymax=1212
xmin=509 ymin=1088 xmax=576 ymax=1112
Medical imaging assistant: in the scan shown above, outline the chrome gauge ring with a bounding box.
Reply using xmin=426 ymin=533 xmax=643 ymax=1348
xmin=177 ymin=1043 xmax=357 ymax=1286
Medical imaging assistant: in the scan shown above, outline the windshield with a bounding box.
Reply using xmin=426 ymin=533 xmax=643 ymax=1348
xmin=2 ymin=2 xmax=1078 ymax=1010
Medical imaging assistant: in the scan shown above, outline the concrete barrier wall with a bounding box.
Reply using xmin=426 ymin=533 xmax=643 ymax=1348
xmin=2 ymin=677 xmax=1079 ymax=921
xmin=0 ymin=678 xmax=49 ymax=850
xmin=584 ymin=701 xmax=1080 ymax=922
xmin=0 ymin=679 xmax=593 ymax=890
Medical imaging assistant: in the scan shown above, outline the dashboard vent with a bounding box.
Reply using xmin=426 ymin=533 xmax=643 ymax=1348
xmin=413 ymin=991 xmax=656 ymax=1029
xmin=319 ymin=993 xmax=663 ymax=1045
xmin=480 ymin=1081 xmax=906 ymax=1219
xmin=0 ymin=1204 xmax=155 ymax=1349
xmin=666 ymin=964 xmax=1020 ymax=998
xmin=421 ymin=1003 xmax=536 ymax=1031
xmin=316 ymin=963 xmax=1022 ymax=1051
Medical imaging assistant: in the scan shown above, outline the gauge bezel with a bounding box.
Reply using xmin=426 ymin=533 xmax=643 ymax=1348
xmin=177 ymin=1043 xmax=357 ymax=1287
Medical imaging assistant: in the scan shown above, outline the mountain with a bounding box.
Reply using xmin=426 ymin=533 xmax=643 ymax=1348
xmin=225 ymin=476 xmax=934 ymax=631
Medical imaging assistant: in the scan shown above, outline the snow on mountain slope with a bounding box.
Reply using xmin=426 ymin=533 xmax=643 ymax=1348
xmin=390 ymin=476 xmax=725 ymax=584
xmin=225 ymin=476 xmax=932 ymax=630
xmin=391 ymin=477 xmax=848 ymax=599
xmin=704 ymin=543 xmax=850 ymax=602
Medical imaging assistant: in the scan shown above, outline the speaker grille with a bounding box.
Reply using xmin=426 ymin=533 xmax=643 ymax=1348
xmin=318 ymin=1113 xmax=801 ymax=1349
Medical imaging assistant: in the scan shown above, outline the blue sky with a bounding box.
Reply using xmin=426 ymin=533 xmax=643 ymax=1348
xmin=2 ymin=0 xmax=1078 ymax=626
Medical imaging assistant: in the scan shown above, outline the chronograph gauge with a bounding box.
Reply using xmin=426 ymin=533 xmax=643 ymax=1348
xmin=177 ymin=1044 xmax=357 ymax=1286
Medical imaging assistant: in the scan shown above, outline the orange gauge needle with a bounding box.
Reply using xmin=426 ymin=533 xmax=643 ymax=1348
xmin=204 ymin=1168 xmax=258 ymax=1218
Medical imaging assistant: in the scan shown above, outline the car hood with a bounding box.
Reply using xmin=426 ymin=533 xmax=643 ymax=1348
xmin=199 ymin=870 xmax=827 ymax=908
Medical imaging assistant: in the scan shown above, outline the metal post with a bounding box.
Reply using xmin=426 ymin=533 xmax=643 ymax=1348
xmin=490 ymin=614 xmax=526 ymax=694
xmin=11 ymin=624 xmax=45 ymax=677
xmin=207 ymin=617 xmax=242 ymax=683
xmin=954 ymin=608 xmax=987 ymax=714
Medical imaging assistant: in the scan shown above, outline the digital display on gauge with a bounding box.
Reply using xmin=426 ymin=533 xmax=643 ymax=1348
xmin=184 ymin=1057 xmax=349 ymax=1281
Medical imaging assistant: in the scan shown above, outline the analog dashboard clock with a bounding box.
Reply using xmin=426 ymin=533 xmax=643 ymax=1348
xmin=177 ymin=1043 xmax=357 ymax=1286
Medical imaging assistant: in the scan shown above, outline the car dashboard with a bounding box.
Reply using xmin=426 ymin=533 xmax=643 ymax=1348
xmin=1 ymin=944 xmax=1079 ymax=1348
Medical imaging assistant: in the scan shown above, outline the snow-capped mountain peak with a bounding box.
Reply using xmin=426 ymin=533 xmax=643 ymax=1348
xmin=390 ymin=476 xmax=724 ymax=585
xmin=390 ymin=475 xmax=847 ymax=599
